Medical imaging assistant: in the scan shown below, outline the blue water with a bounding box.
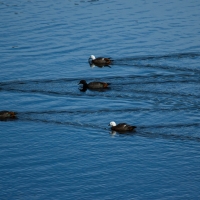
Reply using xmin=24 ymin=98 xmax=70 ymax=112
xmin=1 ymin=0 xmax=200 ymax=199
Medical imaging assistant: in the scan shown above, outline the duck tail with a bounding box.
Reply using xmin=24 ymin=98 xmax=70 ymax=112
xmin=109 ymin=58 xmax=114 ymax=62
xmin=103 ymin=83 xmax=111 ymax=88
xmin=131 ymin=126 xmax=137 ymax=130
xmin=129 ymin=126 xmax=137 ymax=131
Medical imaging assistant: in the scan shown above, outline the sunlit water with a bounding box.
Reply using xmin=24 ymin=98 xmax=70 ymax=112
xmin=0 ymin=0 xmax=200 ymax=199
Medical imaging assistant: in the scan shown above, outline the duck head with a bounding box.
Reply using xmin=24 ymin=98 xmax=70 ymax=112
xmin=88 ymin=55 xmax=95 ymax=65
xmin=109 ymin=121 xmax=116 ymax=127
xmin=78 ymin=80 xmax=87 ymax=85
xmin=90 ymin=55 xmax=96 ymax=60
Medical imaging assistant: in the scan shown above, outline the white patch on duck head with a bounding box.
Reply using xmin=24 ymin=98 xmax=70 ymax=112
xmin=109 ymin=121 xmax=116 ymax=127
xmin=90 ymin=55 xmax=96 ymax=60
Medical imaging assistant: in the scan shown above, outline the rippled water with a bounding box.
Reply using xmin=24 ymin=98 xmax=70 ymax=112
xmin=1 ymin=0 xmax=200 ymax=199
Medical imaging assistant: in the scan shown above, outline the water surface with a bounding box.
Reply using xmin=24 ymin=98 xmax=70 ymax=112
xmin=0 ymin=0 xmax=200 ymax=199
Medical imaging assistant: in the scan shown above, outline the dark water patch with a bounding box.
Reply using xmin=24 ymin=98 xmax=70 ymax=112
xmin=0 ymin=90 xmax=198 ymax=115
xmin=140 ymin=122 xmax=200 ymax=129
xmin=1 ymin=71 xmax=199 ymax=88
xmin=114 ymin=63 xmax=200 ymax=74
xmin=115 ymin=52 xmax=200 ymax=62
xmin=0 ymin=88 xmax=80 ymax=97
xmin=1 ymin=73 xmax=198 ymax=87
xmin=100 ymin=73 xmax=200 ymax=85
xmin=0 ymin=77 xmax=80 ymax=86
xmin=125 ymin=87 xmax=200 ymax=99
xmin=19 ymin=117 xmax=108 ymax=132
xmin=115 ymin=74 xmax=200 ymax=84
xmin=17 ymin=104 xmax=200 ymax=116
xmin=138 ymin=129 xmax=200 ymax=143
xmin=113 ymin=52 xmax=200 ymax=74
xmin=139 ymin=121 xmax=200 ymax=142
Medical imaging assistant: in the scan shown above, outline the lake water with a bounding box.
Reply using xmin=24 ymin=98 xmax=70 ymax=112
xmin=0 ymin=0 xmax=200 ymax=199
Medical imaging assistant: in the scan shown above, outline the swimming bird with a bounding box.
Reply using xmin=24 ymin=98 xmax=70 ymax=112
xmin=109 ymin=121 xmax=136 ymax=132
xmin=88 ymin=55 xmax=113 ymax=67
xmin=0 ymin=111 xmax=17 ymax=121
xmin=78 ymin=80 xmax=110 ymax=91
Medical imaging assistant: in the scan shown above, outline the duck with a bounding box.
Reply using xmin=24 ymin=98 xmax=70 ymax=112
xmin=88 ymin=55 xmax=113 ymax=67
xmin=109 ymin=121 xmax=136 ymax=132
xmin=0 ymin=111 xmax=17 ymax=121
xmin=78 ymin=80 xmax=110 ymax=92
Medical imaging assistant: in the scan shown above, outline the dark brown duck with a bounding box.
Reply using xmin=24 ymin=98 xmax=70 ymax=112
xmin=0 ymin=111 xmax=17 ymax=121
xmin=78 ymin=80 xmax=110 ymax=91
xmin=88 ymin=55 xmax=113 ymax=67
xmin=109 ymin=121 xmax=136 ymax=132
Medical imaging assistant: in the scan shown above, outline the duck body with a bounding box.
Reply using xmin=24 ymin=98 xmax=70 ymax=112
xmin=0 ymin=111 xmax=17 ymax=121
xmin=109 ymin=121 xmax=136 ymax=132
xmin=87 ymin=81 xmax=109 ymax=89
xmin=79 ymin=80 xmax=110 ymax=91
xmin=88 ymin=55 xmax=113 ymax=67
